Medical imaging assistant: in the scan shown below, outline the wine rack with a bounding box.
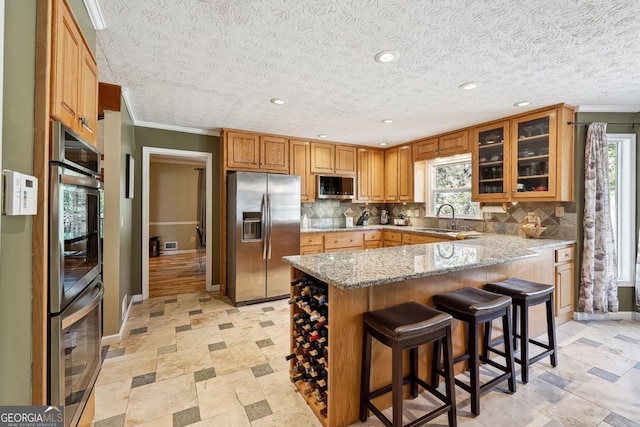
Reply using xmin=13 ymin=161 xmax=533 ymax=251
xmin=287 ymin=274 xmax=330 ymax=424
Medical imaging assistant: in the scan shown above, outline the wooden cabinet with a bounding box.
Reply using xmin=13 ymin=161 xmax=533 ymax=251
xmin=300 ymin=234 xmax=323 ymax=255
xmin=413 ymin=131 xmax=469 ymax=161
xmin=356 ymin=148 xmax=385 ymax=202
xmin=472 ymin=104 xmax=575 ymax=202
xmin=385 ymin=145 xmax=413 ymax=202
xmin=364 ymin=230 xmax=383 ymax=249
xmin=324 ymin=232 xmax=364 ymax=252
xmin=290 ymin=139 xmax=314 ymax=202
xmin=401 ymin=233 xmax=448 ymax=245
xmin=51 ymin=0 xmax=98 ymax=145
xmin=554 ymin=245 xmax=575 ymax=324
xmin=224 ymin=130 xmax=289 ymax=172
xmin=311 ymin=142 xmax=356 ymax=175
xmin=383 ymin=230 xmax=402 ymax=247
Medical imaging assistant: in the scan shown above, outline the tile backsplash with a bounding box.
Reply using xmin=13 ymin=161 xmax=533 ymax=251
xmin=301 ymin=200 xmax=578 ymax=240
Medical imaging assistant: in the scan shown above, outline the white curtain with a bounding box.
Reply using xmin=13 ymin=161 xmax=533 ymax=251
xmin=579 ymin=122 xmax=618 ymax=313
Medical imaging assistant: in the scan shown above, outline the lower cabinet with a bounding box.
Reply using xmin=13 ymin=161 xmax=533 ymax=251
xmin=554 ymin=245 xmax=575 ymax=323
xmin=324 ymin=232 xmax=364 ymax=253
xmin=383 ymin=230 xmax=402 ymax=247
xmin=300 ymin=234 xmax=323 ymax=255
xmin=402 ymin=233 xmax=449 ymax=245
xmin=364 ymin=230 xmax=383 ymax=249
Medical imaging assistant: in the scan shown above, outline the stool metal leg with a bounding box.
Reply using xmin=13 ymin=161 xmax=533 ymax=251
xmin=520 ymin=301 xmax=529 ymax=383
xmin=360 ymin=327 xmax=372 ymax=422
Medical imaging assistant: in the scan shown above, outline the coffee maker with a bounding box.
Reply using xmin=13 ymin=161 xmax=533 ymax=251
xmin=381 ymin=210 xmax=389 ymax=225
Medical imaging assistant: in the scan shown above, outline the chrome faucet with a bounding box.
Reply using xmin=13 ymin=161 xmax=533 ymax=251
xmin=436 ymin=203 xmax=456 ymax=230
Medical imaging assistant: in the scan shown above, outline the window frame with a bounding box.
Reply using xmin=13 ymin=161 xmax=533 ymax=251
xmin=607 ymin=133 xmax=636 ymax=287
xmin=425 ymin=153 xmax=482 ymax=219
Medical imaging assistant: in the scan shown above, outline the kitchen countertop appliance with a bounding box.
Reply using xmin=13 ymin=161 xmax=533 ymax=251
xmin=227 ymin=172 xmax=301 ymax=305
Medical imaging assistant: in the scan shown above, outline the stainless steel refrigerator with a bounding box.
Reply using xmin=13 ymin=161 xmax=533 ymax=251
xmin=227 ymin=172 xmax=301 ymax=305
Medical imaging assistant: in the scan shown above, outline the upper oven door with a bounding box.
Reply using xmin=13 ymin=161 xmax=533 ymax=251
xmin=51 ymin=121 xmax=101 ymax=177
xmin=50 ymin=164 xmax=103 ymax=314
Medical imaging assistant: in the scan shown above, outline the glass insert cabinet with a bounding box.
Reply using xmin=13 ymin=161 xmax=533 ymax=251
xmin=472 ymin=105 xmax=573 ymax=202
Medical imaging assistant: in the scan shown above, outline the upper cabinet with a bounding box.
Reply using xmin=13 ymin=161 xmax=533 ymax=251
xmin=51 ymin=0 xmax=98 ymax=146
xmin=413 ymin=131 xmax=469 ymax=161
xmin=224 ymin=130 xmax=289 ymax=172
xmin=472 ymin=104 xmax=575 ymax=202
xmin=356 ymin=148 xmax=385 ymax=202
xmin=289 ymin=139 xmax=314 ymax=202
xmin=385 ymin=144 xmax=413 ymax=202
xmin=310 ymin=142 xmax=356 ymax=175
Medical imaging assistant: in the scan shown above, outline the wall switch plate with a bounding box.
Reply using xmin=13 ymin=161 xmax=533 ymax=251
xmin=191 ymin=236 xmax=196 ymax=243
xmin=406 ymin=210 xmax=412 ymax=217
xmin=555 ymin=206 xmax=565 ymax=217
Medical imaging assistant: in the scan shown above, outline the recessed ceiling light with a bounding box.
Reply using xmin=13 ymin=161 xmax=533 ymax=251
xmin=270 ymin=98 xmax=286 ymax=105
xmin=374 ymin=50 xmax=398 ymax=63
xmin=514 ymin=101 xmax=531 ymax=107
xmin=458 ymin=82 xmax=477 ymax=90
xmin=318 ymin=134 xmax=328 ymax=138
xmin=379 ymin=142 xmax=388 ymax=146
xmin=381 ymin=119 xmax=393 ymax=124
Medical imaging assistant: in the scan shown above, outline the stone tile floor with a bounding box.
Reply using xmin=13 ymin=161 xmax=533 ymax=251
xmin=92 ymin=291 xmax=640 ymax=426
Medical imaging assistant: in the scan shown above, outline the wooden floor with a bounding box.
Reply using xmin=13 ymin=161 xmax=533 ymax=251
xmin=149 ymin=251 xmax=206 ymax=298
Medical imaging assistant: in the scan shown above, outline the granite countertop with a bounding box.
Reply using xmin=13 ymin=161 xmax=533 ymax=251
xmin=284 ymin=233 xmax=575 ymax=290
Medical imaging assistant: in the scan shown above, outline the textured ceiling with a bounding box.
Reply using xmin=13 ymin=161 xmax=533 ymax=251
xmin=96 ymin=0 xmax=640 ymax=146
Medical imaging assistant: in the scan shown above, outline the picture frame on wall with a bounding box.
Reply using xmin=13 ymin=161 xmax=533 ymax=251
xmin=126 ymin=154 xmax=134 ymax=199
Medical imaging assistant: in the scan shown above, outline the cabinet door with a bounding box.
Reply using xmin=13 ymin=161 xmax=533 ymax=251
xmin=226 ymin=132 xmax=260 ymax=169
xmin=77 ymin=47 xmax=98 ymax=146
xmin=439 ymin=130 xmax=469 ymax=156
xmin=413 ymin=137 xmax=439 ymax=161
xmin=51 ymin=0 xmax=81 ymax=129
xmin=511 ymin=109 xmax=557 ymax=199
xmin=370 ymin=149 xmax=385 ymax=201
xmin=356 ymin=148 xmax=371 ymax=202
xmin=555 ymin=262 xmax=574 ymax=322
xmin=384 ymin=148 xmax=398 ymax=201
xmin=290 ymin=139 xmax=314 ymax=202
xmin=336 ymin=145 xmax=356 ymax=174
xmin=472 ymin=121 xmax=510 ymax=201
xmin=260 ymin=135 xmax=289 ymax=171
xmin=397 ymin=145 xmax=413 ymax=201
xmin=310 ymin=142 xmax=335 ymax=174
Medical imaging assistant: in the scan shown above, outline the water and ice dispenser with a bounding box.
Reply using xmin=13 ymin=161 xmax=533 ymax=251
xmin=242 ymin=212 xmax=262 ymax=241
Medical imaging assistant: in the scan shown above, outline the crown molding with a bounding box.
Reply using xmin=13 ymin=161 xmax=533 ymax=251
xmin=121 ymin=87 xmax=220 ymax=137
xmin=576 ymin=105 xmax=640 ymax=113
xmin=83 ymin=0 xmax=106 ymax=30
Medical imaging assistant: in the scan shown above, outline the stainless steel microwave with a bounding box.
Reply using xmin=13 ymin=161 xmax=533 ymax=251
xmin=316 ymin=175 xmax=355 ymax=200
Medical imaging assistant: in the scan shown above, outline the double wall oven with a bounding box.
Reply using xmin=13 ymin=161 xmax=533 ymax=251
xmin=49 ymin=121 xmax=103 ymax=427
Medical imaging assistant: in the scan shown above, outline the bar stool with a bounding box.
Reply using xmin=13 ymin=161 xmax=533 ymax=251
xmin=360 ymin=301 xmax=457 ymax=427
xmin=484 ymin=278 xmax=558 ymax=383
xmin=432 ymin=287 xmax=516 ymax=416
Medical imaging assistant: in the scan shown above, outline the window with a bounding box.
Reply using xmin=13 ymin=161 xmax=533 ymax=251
xmin=425 ymin=154 xmax=481 ymax=219
xmin=607 ymin=134 xmax=636 ymax=286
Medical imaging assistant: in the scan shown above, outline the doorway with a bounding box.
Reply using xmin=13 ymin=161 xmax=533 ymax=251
xmin=142 ymin=147 xmax=213 ymax=300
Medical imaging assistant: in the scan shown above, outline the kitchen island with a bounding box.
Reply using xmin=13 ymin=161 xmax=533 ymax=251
xmin=283 ymin=234 xmax=574 ymax=427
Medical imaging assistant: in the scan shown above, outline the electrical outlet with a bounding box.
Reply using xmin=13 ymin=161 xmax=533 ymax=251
xmin=414 ymin=209 xmax=420 ymax=217
xmin=406 ymin=210 xmax=412 ymax=217
xmin=191 ymin=236 xmax=196 ymax=243
xmin=555 ymin=206 xmax=565 ymax=217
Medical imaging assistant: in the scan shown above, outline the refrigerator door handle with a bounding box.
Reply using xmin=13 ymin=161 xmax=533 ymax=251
xmin=261 ymin=193 xmax=268 ymax=260
xmin=267 ymin=193 xmax=273 ymax=259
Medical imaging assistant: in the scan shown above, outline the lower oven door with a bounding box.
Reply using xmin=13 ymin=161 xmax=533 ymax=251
xmin=49 ymin=278 xmax=103 ymax=427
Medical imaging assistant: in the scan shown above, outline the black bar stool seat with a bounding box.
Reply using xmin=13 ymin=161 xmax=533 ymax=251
xmin=432 ymin=287 xmax=516 ymax=416
xmin=360 ymin=301 xmax=457 ymax=427
xmin=484 ymin=278 xmax=558 ymax=383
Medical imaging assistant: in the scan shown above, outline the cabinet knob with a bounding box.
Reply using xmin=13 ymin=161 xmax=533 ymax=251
xmin=565 ymin=253 xmax=570 ymax=258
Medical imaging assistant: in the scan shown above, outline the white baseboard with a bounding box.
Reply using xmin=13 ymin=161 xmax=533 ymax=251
xmin=210 ymin=284 xmax=220 ymax=292
xmin=572 ymin=311 xmax=639 ymax=321
xmin=158 ymin=249 xmax=197 ymax=256
xmin=102 ymin=293 xmax=143 ymax=346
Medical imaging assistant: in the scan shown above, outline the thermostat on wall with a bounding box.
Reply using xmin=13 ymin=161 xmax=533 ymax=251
xmin=3 ymin=170 xmax=38 ymax=216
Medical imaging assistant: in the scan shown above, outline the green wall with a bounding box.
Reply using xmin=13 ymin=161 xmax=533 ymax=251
xmin=131 ymin=127 xmax=221 ymax=293
xmin=574 ymin=111 xmax=640 ymax=312
xmin=0 ymin=0 xmax=36 ymax=404
xmin=68 ymin=0 xmax=95 ymax=53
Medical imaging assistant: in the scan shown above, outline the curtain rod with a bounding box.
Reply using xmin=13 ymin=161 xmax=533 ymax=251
xmin=567 ymin=121 xmax=639 ymax=126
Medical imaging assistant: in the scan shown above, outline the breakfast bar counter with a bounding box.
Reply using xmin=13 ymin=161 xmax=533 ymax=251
xmin=283 ymin=235 xmax=574 ymax=427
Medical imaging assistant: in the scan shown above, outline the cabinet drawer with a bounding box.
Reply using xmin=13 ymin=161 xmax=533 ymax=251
xmin=300 ymin=245 xmax=323 ymax=255
xmin=301 ymin=234 xmax=323 ymax=247
xmin=364 ymin=241 xmax=383 ymax=249
xmin=383 ymin=231 xmax=402 ymax=243
xmin=402 ymin=233 xmax=448 ymax=245
xmin=324 ymin=232 xmax=364 ymax=250
xmin=364 ymin=230 xmax=383 ymax=241
xmin=555 ymin=246 xmax=574 ymax=263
